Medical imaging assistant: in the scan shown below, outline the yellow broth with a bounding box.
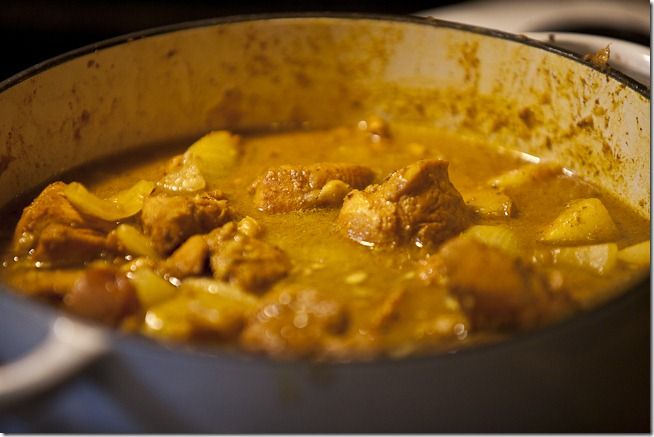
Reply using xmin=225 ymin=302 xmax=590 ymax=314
xmin=0 ymin=122 xmax=649 ymax=360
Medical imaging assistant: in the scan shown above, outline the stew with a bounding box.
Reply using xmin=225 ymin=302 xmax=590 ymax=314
xmin=0 ymin=118 xmax=649 ymax=360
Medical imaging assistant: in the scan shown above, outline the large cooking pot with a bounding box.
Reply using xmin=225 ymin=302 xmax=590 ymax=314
xmin=0 ymin=14 xmax=649 ymax=432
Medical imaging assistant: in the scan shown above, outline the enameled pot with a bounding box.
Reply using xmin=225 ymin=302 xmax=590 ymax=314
xmin=0 ymin=14 xmax=649 ymax=432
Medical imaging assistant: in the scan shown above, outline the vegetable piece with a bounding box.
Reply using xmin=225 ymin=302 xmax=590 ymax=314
xmin=549 ymin=243 xmax=618 ymax=275
xmin=64 ymin=180 xmax=155 ymax=221
xmin=115 ymin=224 xmax=159 ymax=259
xmin=180 ymin=277 xmax=259 ymax=337
xmin=237 ymin=216 xmax=262 ymax=238
xmin=157 ymin=161 xmax=206 ymax=194
xmin=64 ymin=266 xmax=137 ymax=325
xmin=540 ymin=198 xmax=619 ymax=245
xmin=186 ymin=293 xmax=249 ymax=337
xmin=463 ymin=188 xmax=514 ymax=218
xmin=488 ymin=162 xmax=562 ymax=190
xmin=129 ymin=267 xmax=177 ymax=308
xmin=180 ymin=277 xmax=259 ymax=310
xmin=184 ymin=130 xmax=240 ymax=182
xmin=463 ymin=225 xmax=521 ymax=257
xmin=617 ymin=240 xmax=650 ymax=267
xmin=143 ymin=296 xmax=193 ymax=340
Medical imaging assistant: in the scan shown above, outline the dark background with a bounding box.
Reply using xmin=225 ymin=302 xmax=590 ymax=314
xmin=1 ymin=0 xmax=649 ymax=82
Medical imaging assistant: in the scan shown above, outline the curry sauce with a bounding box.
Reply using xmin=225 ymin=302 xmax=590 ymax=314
xmin=0 ymin=119 xmax=649 ymax=360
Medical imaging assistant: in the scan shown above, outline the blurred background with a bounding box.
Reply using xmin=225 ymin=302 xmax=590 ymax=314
xmin=1 ymin=0 xmax=650 ymax=82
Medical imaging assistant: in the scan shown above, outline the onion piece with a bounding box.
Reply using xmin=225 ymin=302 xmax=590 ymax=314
xmin=550 ymin=243 xmax=618 ymax=275
xmin=64 ymin=180 xmax=154 ymax=221
xmin=157 ymin=161 xmax=206 ymax=194
xmin=115 ymin=224 xmax=159 ymax=259
xmin=184 ymin=130 xmax=240 ymax=182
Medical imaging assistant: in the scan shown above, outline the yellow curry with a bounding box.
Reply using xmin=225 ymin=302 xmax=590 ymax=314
xmin=0 ymin=118 xmax=649 ymax=360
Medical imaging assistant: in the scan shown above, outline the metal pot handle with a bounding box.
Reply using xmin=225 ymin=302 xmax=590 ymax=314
xmin=0 ymin=316 xmax=108 ymax=406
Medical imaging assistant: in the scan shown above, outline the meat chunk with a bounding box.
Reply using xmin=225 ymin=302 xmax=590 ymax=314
xmin=64 ymin=266 xmax=138 ymax=325
xmin=141 ymin=191 xmax=234 ymax=255
xmin=251 ymin=163 xmax=375 ymax=213
xmin=338 ymin=160 xmax=471 ymax=247
xmin=206 ymin=222 xmax=290 ymax=292
xmin=240 ymin=285 xmax=348 ymax=359
xmin=418 ymin=236 xmax=573 ymax=330
xmin=33 ymin=223 xmax=109 ymax=266
xmin=3 ymin=268 xmax=84 ymax=297
xmin=12 ymin=182 xmax=113 ymax=258
xmin=158 ymin=235 xmax=210 ymax=279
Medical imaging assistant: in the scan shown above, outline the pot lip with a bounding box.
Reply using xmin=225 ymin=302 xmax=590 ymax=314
xmin=0 ymin=12 xmax=649 ymax=98
xmin=0 ymin=12 xmax=650 ymax=369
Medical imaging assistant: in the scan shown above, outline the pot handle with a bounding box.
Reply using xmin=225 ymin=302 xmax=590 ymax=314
xmin=0 ymin=316 xmax=108 ymax=406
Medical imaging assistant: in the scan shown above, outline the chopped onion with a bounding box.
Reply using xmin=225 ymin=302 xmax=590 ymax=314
xmin=115 ymin=224 xmax=159 ymax=259
xmin=550 ymin=243 xmax=618 ymax=275
xmin=64 ymin=180 xmax=154 ymax=221
xmin=184 ymin=130 xmax=240 ymax=182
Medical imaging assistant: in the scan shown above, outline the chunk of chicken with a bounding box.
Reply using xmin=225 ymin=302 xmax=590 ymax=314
xmin=206 ymin=222 xmax=291 ymax=293
xmin=33 ymin=223 xmax=110 ymax=266
xmin=158 ymin=235 xmax=210 ymax=279
xmin=240 ymin=285 xmax=348 ymax=359
xmin=12 ymin=182 xmax=114 ymax=263
xmin=251 ymin=163 xmax=375 ymax=213
xmin=141 ymin=191 xmax=234 ymax=255
xmin=2 ymin=268 xmax=84 ymax=297
xmin=418 ymin=236 xmax=573 ymax=330
xmin=338 ymin=160 xmax=471 ymax=247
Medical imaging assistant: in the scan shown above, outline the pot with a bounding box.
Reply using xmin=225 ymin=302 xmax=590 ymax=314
xmin=0 ymin=14 xmax=649 ymax=432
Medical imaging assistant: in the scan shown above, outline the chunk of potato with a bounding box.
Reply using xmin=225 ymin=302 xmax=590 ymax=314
xmin=187 ymin=293 xmax=248 ymax=337
xmin=540 ymin=198 xmax=619 ymax=244
xmin=129 ymin=267 xmax=178 ymax=308
xmin=143 ymin=296 xmax=193 ymax=340
xmin=488 ymin=162 xmax=562 ymax=191
xmin=549 ymin=243 xmax=618 ymax=275
xmin=180 ymin=277 xmax=258 ymax=310
xmin=463 ymin=188 xmax=514 ymax=218
xmin=618 ymin=240 xmax=650 ymax=267
xmin=462 ymin=225 xmax=521 ymax=257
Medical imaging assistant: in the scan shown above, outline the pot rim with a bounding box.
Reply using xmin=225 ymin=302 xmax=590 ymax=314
xmin=0 ymin=12 xmax=649 ymax=98
xmin=0 ymin=12 xmax=650 ymax=369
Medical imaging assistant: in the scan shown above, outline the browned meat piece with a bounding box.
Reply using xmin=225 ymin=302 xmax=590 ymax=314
xmin=33 ymin=223 xmax=110 ymax=266
xmin=418 ymin=236 xmax=573 ymax=330
xmin=63 ymin=266 xmax=138 ymax=325
xmin=12 ymin=181 xmax=113 ymax=255
xmin=158 ymin=235 xmax=209 ymax=279
xmin=3 ymin=268 xmax=84 ymax=297
xmin=338 ymin=160 xmax=471 ymax=247
xmin=206 ymin=222 xmax=291 ymax=292
xmin=240 ymin=285 xmax=348 ymax=359
xmin=141 ymin=191 xmax=234 ymax=255
xmin=251 ymin=163 xmax=375 ymax=213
